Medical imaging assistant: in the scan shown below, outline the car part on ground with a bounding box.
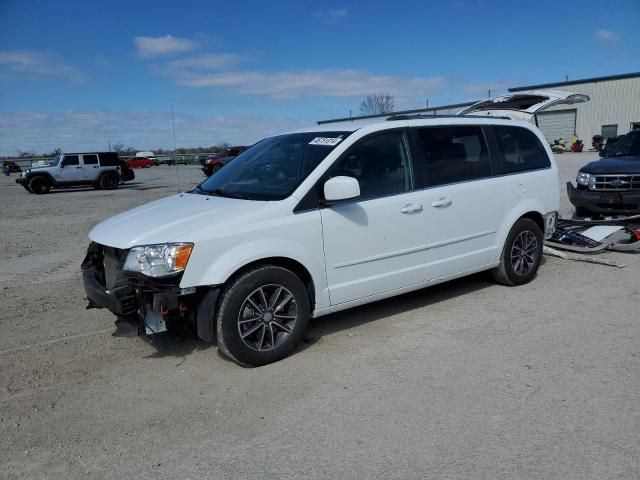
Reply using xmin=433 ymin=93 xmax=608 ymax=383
xmin=545 ymin=215 xmax=640 ymax=254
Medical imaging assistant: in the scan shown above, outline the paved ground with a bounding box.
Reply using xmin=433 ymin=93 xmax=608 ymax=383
xmin=1 ymin=154 xmax=638 ymax=479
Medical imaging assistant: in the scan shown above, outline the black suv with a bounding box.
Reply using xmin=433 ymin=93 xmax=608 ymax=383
xmin=568 ymin=129 xmax=640 ymax=216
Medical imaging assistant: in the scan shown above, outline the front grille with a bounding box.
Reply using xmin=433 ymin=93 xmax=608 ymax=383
xmin=590 ymin=174 xmax=640 ymax=191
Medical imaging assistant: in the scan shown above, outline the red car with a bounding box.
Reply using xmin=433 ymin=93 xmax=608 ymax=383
xmin=201 ymin=146 xmax=248 ymax=176
xmin=126 ymin=157 xmax=154 ymax=168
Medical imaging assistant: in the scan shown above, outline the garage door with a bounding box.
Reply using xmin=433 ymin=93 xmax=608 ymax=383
xmin=535 ymin=109 xmax=577 ymax=143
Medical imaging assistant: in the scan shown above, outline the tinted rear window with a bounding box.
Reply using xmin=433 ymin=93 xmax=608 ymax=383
xmin=492 ymin=126 xmax=550 ymax=174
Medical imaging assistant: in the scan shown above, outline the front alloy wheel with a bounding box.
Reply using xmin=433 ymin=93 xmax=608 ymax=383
xmin=237 ymin=285 xmax=298 ymax=352
xmin=216 ymin=265 xmax=310 ymax=366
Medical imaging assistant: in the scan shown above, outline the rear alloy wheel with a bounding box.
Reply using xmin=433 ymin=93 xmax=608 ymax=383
xmin=99 ymin=172 xmax=119 ymax=190
xmin=28 ymin=176 xmax=51 ymax=194
xmin=216 ymin=265 xmax=310 ymax=367
xmin=492 ymin=218 xmax=543 ymax=286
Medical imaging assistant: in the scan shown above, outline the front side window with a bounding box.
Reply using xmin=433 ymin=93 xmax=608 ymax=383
xmin=196 ymin=131 xmax=351 ymax=201
xmin=62 ymin=155 xmax=79 ymax=166
xmin=492 ymin=125 xmax=550 ymax=174
xmin=414 ymin=126 xmax=491 ymax=187
xmin=328 ymin=131 xmax=411 ymax=199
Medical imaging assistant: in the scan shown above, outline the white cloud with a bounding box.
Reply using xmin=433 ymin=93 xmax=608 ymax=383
xmin=0 ymin=111 xmax=309 ymax=156
xmin=166 ymin=53 xmax=239 ymax=72
xmin=172 ymin=69 xmax=446 ymax=99
xmin=314 ymin=8 xmax=349 ymax=23
xmin=595 ymin=29 xmax=621 ymax=44
xmin=134 ymin=35 xmax=197 ymax=58
xmin=0 ymin=50 xmax=87 ymax=82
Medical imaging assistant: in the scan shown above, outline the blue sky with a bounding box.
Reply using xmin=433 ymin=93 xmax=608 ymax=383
xmin=1 ymin=0 xmax=638 ymax=155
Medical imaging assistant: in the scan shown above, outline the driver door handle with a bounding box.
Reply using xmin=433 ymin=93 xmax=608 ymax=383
xmin=431 ymin=197 xmax=452 ymax=208
xmin=400 ymin=203 xmax=423 ymax=214
xmin=75 ymin=166 xmax=82 ymax=169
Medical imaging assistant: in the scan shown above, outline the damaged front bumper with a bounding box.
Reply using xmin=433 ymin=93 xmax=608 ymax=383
xmin=81 ymin=242 xmax=198 ymax=336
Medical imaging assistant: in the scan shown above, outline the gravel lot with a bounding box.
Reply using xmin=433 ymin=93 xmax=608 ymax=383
xmin=1 ymin=154 xmax=639 ymax=479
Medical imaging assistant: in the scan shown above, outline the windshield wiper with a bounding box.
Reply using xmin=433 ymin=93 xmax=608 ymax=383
xmin=207 ymin=188 xmax=249 ymax=199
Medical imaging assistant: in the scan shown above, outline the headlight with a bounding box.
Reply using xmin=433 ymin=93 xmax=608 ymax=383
xmin=576 ymin=172 xmax=592 ymax=186
xmin=123 ymin=243 xmax=193 ymax=277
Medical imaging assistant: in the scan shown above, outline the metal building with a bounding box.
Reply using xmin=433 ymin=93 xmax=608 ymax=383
xmin=318 ymin=72 xmax=640 ymax=145
xmin=509 ymin=72 xmax=640 ymax=144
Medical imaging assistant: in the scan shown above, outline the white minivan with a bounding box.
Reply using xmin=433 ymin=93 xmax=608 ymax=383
xmin=83 ymin=96 xmax=572 ymax=366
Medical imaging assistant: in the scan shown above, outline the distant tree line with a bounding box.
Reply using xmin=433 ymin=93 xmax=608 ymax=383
xmin=1 ymin=142 xmax=232 ymax=159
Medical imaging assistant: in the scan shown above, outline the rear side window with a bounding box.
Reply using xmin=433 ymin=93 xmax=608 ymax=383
xmin=83 ymin=154 xmax=98 ymax=165
xmin=492 ymin=126 xmax=550 ymax=174
xmin=413 ymin=126 xmax=491 ymax=187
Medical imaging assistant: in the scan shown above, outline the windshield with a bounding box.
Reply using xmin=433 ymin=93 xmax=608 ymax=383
xmin=610 ymin=131 xmax=640 ymax=157
xmin=49 ymin=154 xmax=62 ymax=167
xmin=194 ymin=131 xmax=351 ymax=200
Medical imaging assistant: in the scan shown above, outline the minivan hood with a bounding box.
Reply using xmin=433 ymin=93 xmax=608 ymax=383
xmin=457 ymin=89 xmax=590 ymax=120
xmin=89 ymin=193 xmax=266 ymax=249
xmin=580 ymin=156 xmax=640 ymax=174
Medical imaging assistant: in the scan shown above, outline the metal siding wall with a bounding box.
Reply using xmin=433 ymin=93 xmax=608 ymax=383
xmin=541 ymin=77 xmax=640 ymax=144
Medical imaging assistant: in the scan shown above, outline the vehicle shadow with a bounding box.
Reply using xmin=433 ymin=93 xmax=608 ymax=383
xmin=142 ymin=271 xmax=497 ymax=363
xmin=294 ymin=272 xmax=495 ymax=356
xmin=47 ymin=183 xmax=146 ymax=193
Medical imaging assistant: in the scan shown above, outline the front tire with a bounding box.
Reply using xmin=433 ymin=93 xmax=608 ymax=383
xmin=492 ymin=218 xmax=543 ymax=286
xmin=28 ymin=176 xmax=51 ymax=194
xmin=216 ymin=265 xmax=310 ymax=367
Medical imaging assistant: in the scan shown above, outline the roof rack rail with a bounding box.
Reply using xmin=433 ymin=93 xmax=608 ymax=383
xmin=386 ymin=114 xmax=512 ymax=121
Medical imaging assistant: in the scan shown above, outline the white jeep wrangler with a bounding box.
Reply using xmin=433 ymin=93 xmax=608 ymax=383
xmin=16 ymin=152 xmax=126 ymax=194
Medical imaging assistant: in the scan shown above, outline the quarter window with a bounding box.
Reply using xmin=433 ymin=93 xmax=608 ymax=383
xmin=329 ymin=132 xmax=411 ymax=199
xmin=492 ymin=125 xmax=550 ymax=174
xmin=414 ymin=126 xmax=491 ymax=187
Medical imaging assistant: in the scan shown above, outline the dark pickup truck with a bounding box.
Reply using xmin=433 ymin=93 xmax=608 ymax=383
xmin=568 ymin=129 xmax=640 ymax=216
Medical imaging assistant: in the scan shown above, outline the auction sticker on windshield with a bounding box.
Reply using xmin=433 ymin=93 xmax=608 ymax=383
xmin=309 ymin=137 xmax=343 ymax=146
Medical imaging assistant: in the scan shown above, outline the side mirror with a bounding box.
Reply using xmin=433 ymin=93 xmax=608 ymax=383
xmin=60 ymin=162 xmax=64 ymax=168
xmin=323 ymin=176 xmax=360 ymax=202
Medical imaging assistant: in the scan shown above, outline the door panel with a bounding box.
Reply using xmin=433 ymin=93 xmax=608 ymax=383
xmin=421 ymin=178 xmax=507 ymax=280
xmin=55 ymin=155 xmax=84 ymax=182
xmin=321 ymin=192 xmax=427 ymax=305
xmin=410 ymin=126 xmax=507 ymax=280
xmin=319 ymin=130 xmax=427 ymax=305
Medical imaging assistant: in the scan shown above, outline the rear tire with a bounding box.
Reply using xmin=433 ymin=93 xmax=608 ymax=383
xmin=99 ymin=172 xmax=119 ymax=190
xmin=216 ymin=265 xmax=310 ymax=367
xmin=28 ymin=176 xmax=51 ymax=194
xmin=492 ymin=218 xmax=543 ymax=286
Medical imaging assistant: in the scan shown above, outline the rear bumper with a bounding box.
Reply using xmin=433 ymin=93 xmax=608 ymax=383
xmin=566 ymin=182 xmax=640 ymax=214
xmin=15 ymin=176 xmax=27 ymax=186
